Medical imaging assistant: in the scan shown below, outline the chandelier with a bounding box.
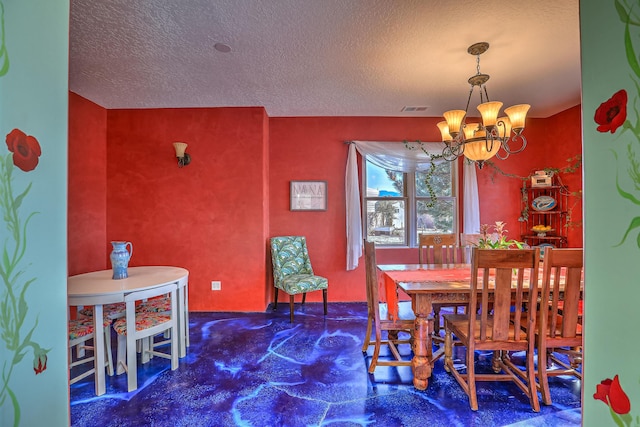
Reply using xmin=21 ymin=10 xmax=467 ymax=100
xmin=437 ymin=42 xmax=530 ymax=169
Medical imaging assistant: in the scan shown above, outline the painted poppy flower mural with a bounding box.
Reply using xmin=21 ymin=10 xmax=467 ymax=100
xmin=6 ymin=128 xmax=42 ymax=171
xmin=591 ymin=1 xmax=640 ymax=425
xmin=594 ymin=89 xmax=627 ymax=133
xmin=0 ymin=128 xmax=49 ymax=427
xmin=594 ymin=375 xmax=631 ymax=415
xmin=599 ymin=2 xmax=640 ymax=249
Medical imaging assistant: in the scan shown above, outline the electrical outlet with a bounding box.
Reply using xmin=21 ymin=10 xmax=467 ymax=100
xmin=211 ymin=281 xmax=221 ymax=291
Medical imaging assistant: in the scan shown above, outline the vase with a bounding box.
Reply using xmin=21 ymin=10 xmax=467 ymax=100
xmin=110 ymin=241 xmax=133 ymax=280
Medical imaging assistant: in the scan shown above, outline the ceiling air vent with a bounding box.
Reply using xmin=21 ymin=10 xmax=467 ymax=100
xmin=402 ymin=106 xmax=429 ymax=112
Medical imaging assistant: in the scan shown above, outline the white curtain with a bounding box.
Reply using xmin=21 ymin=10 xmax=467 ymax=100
xmin=345 ymin=140 xmax=480 ymax=270
xmin=345 ymin=140 xmax=446 ymax=270
xmin=463 ymin=161 xmax=480 ymax=233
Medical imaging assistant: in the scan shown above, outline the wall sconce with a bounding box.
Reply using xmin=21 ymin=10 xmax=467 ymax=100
xmin=173 ymin=142 xmax=191 ymax=167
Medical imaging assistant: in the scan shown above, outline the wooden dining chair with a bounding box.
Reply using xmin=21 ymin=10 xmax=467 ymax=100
xmin=362 ymin=240 xmax=415 ymax=373
xmin=535 ymin=247 xmax=583 ymax=405
xmin=460 ymin=232 xmax=482 ymax=263
xmin=443 ymin=247 xmax=541 ymax=412
xmin=418 ymin=233 xmax=467 ymax=337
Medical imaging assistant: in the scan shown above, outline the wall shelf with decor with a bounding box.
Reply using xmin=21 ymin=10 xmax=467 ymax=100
xmin=519 ymin=183 xmax=569 ymax=248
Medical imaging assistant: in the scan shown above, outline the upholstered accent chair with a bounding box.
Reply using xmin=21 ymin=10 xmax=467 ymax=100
xmin=270 ymin=236 xmax=328 ymax=323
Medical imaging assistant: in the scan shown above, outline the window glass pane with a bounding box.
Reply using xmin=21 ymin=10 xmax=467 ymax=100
xmin=366 ymin=162 xmax=404 ymax=197
xmin=416 ymin=162 xmax=452 ymax=197
xmin=416 ymin=198 xmax=454 ymax=236
xmin=366 ymin=200 xmax=405 ymax=245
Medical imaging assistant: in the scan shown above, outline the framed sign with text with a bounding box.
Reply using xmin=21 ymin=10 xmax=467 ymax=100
xmin=290 ymin=180 xmax=327 ymax=211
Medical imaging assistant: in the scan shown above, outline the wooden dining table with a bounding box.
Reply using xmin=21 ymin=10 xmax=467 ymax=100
xmin=377 ymin=263 xmax=474 ymax=390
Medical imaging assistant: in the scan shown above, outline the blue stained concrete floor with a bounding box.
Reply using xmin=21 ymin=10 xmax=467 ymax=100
xmin=70 ymin=302 xmax=581 ymax=426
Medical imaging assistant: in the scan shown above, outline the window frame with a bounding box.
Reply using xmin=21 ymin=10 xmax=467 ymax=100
xmin=362 ymin=157 xmax=458 ymax=248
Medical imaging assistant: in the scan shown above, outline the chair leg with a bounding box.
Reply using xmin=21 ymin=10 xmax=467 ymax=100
xmin=104 ymin=326 xmax=114 ymax=376
xmin=538 ymin=348 xmax=552 ymax=405
xmin=273 ymin=288 xmax=279 ymax=310
xmin=527 ymin=350 xmax=541 ymax=412
xmin=369 ymin=330 xmax=382 ymax=373
xmin=116 ymin=334 xmax=127 ymax=375
xmin=322 ymin=289 xmax=327 ymax=315
xmin=467 ymin=348 xmax=478 ymax=411
xmin=361 ymin=317 xmax=372 ymax=353
xmin=444 ymin=328 xmax=452 ymax=373
xmin=289 ymin=295 xmax=295 ymax=323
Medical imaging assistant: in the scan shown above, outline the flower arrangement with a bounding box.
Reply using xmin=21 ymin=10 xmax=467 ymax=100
xmin=476 ymin=221 xmax=525 ymax=249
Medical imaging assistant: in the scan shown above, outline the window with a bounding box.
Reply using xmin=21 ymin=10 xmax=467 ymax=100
xmin=364 ymin=159 xmax=457 ymax=246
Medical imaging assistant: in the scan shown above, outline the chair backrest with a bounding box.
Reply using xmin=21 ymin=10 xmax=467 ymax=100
xmin=460 ymin=233 xmax=482 ymax=263
xmin=460 ymin=233 xmax=481 ymax=247
xmin=270 ymin=236 xmax=314 ymax=288
xmin=364 ymin=240 xmax=381 ymax=324
xmin=124 ymin=283 xmax=178 ymax=321
xmin=469 ymin=248 xmax=541 ymax=346
xmin=418 ymin=233 xmax=460 ymax=264
xmin=539 ymin=247 xmax=583 ymax=340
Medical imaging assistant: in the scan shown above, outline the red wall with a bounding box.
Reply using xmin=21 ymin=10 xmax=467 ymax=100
xmin=68 ymin=97 xmax=583 ymax=311
xmin=68 ymin=93 xmax=108 ymax=276
xmin=104 ymin=107 xmax=270 ymax=311
xmin=476 ymin=105 xmax=583 ymax=247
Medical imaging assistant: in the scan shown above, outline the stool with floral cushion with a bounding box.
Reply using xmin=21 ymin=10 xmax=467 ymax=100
xmin=69 ymin=317 xmax=114 ymax=385
xmin=78 ymin=302 xmax=126 ymax=321
xmin=112 ymin=283 xmax=179 ymax=391
xmin=134 ymin=280 xmax=190 ymax=358
xmin=76 ymin=302 xmax=125 ymax=360
xmin=135 ymin=296 xmax=172 ymax=356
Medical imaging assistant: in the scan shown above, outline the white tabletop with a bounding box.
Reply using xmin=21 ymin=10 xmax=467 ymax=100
xmin=68 ymin=266 xmax=188 ymax=302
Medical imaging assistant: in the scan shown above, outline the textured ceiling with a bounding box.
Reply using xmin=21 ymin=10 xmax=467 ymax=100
xmin=69 ymin=0 xmax=581 ymax=118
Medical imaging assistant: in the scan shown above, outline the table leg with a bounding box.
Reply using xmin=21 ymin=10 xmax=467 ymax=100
xmin=411 ymin=294 xmax=433 ymax=390
xmin=93 ymin=304 xmax=106 ymax=396
xmin=177 ymin=279 xmax=189 ymax=358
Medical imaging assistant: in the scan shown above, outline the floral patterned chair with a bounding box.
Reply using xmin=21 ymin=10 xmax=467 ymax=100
xmin=270 ymin=236 xmax=328 ymax=322
xmin=112 ymin=283 xmax=179 ymax=392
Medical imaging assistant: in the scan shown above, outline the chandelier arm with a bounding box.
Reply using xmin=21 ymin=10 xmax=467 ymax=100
xmin=442 ymin=143 xmax=464 ymax=161
xmin=495 ymin=148 xmax=510 ymax=160
xmin=504 ymin=134 xmax=528 ymax=154
xmin=485 ymin=136 xmax=496 ymax=153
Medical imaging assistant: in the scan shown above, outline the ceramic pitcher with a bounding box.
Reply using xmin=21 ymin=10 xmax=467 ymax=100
xmin=110 ymin=241 xmax=133 ymax=279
